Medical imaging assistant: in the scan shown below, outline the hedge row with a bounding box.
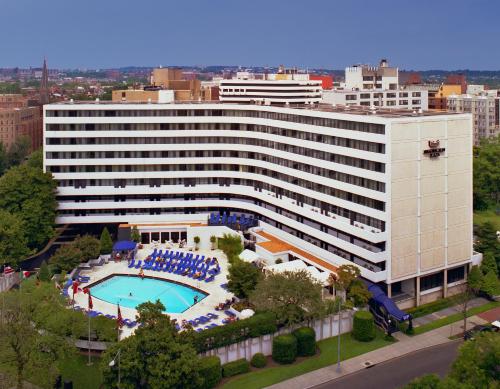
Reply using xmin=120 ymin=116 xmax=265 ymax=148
xmin=222 ymin=358 xmax=250 ymax=377
xmin=198 ymin=356 xmax=222 ymax=389
xmin=352 ymin=311 xmax=375 ymax=342
xmin=292 ymin=327 xmax=316 ymax=357
xmin=194 ymin=311 xmax=277 ymax=352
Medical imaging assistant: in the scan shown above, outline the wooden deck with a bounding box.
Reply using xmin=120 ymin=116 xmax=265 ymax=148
xmin=255 ymin=231 xmax=338 ymax=273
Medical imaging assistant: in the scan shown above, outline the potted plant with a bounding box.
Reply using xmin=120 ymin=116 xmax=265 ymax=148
xmin=210 ymin=235 xmax=217 ymax=250
xmin=194 ymin=236 xmax=201 ymax=251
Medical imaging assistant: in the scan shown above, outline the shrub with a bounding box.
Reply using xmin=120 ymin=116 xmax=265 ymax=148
xmin=352 ymin=310 xmax=375 ymax=342
xmin=194 ymin=312 xmax=277 ymax=352
xmin=198 ymin=356 xmax=222 ymax=389
xmin=100 ymin=227 xmax=113 ymax=254
xmin=38 ymin=260 xmax=51 ymax=282
xmin=222 ymin=358 xmax=250 ymax=377
xmin=272 ymin=334 xmax=297 ymax=364
xmin=250 ymin=353 xmax=267 ymax=368
xmin=292 ymin=327 xmax=316 ymax=356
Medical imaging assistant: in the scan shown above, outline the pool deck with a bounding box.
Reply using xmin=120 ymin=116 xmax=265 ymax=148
xmin=72 ymin=245 xmax=235 ymax=339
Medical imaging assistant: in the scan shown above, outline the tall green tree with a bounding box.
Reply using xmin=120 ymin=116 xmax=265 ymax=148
xmin=474 ymin=222 xmax=500 ymax=270
xmin=101 ymin=301 xmax=202 ymax=389
xmin=100 ymin=227 xmax=113 ymax=254
xmin=73 ymin=234 xmax=100 ymax=261
xmin=227 ymin=260 xmax=262 ymax=298
xmin=38 ymin=260 xmax=51 ymax=282
xmin=481 ymin=270 xmax=500 ymax=297
xmin=480 ymin=252 xmax=498 ymax=276
xmin=6 ymin=135 xmax=31 ymax=167
xmin=0 ymin=162 xmax=57 ymax=250
xmin=473 ymin=135 xmax=500 ymax=210
xmin=250 ymin=270 xmax=325 ymax=325
xmin=0 ymin=210 xmax=31 ymax=267
xmin=0 ymin=285 xmax=74 ymax=389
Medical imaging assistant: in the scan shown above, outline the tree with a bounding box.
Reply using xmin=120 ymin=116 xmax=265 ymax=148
xmin=334 ymin=264 xmax=361 ymax=293
xmin=50 ymin=244 xmax=84 ymax=272
xmin=0 ymin=285 xmax=74 ymax=389
xmin=73 ymin=234 xmax=100 ymax=261
xmin=481 ymin=270 xmax=500 ymax=297
xmin=480 ymin=251 xmax=498 ymax=276
xmin=0 ymin=142 xmax=7 ymax=176
xmin=101 ymin=301 xmax=202 ymax=389
xmin=25 ymin=149 xmax=43 ymax=170
xmin=131 ymin=226 xmax=141 ymax=243
xmin=0 ymin=210 xmax=31 ymax=267
xmin=38 ymin=260 xmax=51 ymax=282
xmin=0 ymin=162 xmax=57 ymax=250
xmin=6 ymin=135 xmax=31 ymax=167
xmin=250 ymin=270 xmax=325 ymax=325
xmin=348 ymin=279 xmax=371 ymax=307
xmin=474 ymin=222 xmax=500 ymax=270
xmin=449 ymin=332 xmax=500 ymax=388
xmin=227 ymin=260 xmax=262 ymax=299
xmin=473 ymin=135 xmax=500 ymax=210
xmin=467 ymin=265 xmax=483 ymax=294
xmin=217 ymin=234 xmax=243 ymax=263
xmin=100 ymin=227 xmax=113 ymax=254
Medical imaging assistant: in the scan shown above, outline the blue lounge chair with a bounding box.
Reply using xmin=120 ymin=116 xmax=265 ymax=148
xmin=128 ymin=259 xmax=135 ymax=268
xmin=134 ymin=260 xmax=142 ymax=269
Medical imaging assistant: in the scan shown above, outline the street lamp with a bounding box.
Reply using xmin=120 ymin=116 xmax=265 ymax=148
xmin=109 ymin=349 xmax=121 ymax=388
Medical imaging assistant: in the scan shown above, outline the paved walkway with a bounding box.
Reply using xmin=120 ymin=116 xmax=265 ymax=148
xmin=266 ymin=311 xmax=490 ymax=389
xmin=412 ymin=297 xmax=489 ymax=326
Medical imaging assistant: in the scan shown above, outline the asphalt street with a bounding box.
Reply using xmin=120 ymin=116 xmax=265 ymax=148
xmin=312 ymin=340 xmax=461 ymax=389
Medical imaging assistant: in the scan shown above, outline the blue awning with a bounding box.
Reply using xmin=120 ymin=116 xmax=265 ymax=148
xmin=113 ymin=240 xmax=136 ymax=251
xmin=367 ymin=283 xmax=410 ymax=322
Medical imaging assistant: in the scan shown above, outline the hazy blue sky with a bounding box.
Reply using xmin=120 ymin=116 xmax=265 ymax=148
xmin=1 ymin=0 xmax=499 ymax=70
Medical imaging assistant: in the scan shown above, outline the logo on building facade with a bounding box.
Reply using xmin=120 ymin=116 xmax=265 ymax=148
xmin=423 ymin=139 xmax=445 ymax=158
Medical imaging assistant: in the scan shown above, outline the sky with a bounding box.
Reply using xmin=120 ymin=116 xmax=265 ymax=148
xmin=1 ymin=0 xmax=499 ymax=70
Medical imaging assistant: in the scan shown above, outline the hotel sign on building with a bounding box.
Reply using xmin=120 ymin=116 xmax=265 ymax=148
xmin=423 ymin=139 xmax=445 ymax=158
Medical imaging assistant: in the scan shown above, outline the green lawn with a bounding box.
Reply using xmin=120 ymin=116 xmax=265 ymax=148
xmin=58 ymin=354 xmax=103 ymax=389
xmin=473 ymin=209 xmax=500 ymax=230
xmin=222 ymin=330 xmax=394 ymax=389
xmin=412 ymin=301 xmax=500 ymax=335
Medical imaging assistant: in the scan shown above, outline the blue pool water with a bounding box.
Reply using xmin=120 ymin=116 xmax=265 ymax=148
xmin=90 ymin=275 xmax=207 ymax=313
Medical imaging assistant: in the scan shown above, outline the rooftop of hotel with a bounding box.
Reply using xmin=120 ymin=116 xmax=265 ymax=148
xmin=47 ymin=100 xmax=463 ymax=118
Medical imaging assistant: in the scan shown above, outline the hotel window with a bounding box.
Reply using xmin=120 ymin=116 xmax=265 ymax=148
xmin=448 ymin=266 xmax=465 ymax=284
xmin=399 ymin=100 xmax=408 ymax=105
xmin=420 ymin=272 xmax=444 ymax=291
xmin=346 ymin=95 xmax=357 ymax=101
xmin=412 ymin=92 xmax=421 ymax=97
xmin=360 ymin=93 xmax=371 ymax=99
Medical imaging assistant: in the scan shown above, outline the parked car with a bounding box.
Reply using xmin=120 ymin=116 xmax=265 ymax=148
xmin=463 ymin=323 xmax=499 ymax=340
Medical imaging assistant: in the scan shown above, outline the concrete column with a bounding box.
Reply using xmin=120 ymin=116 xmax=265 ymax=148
xmin=443 ymin=269 xmax=448 ymax=298
xmin=387 ymin=283 xmax=392 ymax=298
xmin=415 ymin=276 xmax=421 ymax=306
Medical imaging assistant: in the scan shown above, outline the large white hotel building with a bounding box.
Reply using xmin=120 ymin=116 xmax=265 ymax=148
xmin=43 ymin=102 xmax=477 ymax=307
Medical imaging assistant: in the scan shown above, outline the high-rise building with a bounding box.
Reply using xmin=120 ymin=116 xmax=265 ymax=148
xmin=43 ymin=101 xmax=477 ymax=307
xmin=322 ymin=59 xmax=428 ymax=110
xmin=219 ymin=67 xmax=322 ymax=105
xmin=447 ymin=93 xmax=500 ymax=144
xmin=0 ymin=94 xmax=43 ymax=150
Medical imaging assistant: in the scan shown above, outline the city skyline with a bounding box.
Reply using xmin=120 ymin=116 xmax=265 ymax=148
xmin=1 ymin=0 xmax=500 ymax=70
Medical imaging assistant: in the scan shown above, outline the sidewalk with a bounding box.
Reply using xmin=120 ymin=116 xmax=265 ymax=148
xmin=412 ymin=297 xmax=489 ymax=327
xmin=266 ymin=312 xmax=489 ymax=389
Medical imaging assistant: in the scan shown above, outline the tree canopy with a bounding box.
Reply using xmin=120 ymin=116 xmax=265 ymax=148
xmin=473 ymin=135 xmax=500 ymax=210
xmin=250 ymin=270 xmax=325 ymax=325
xmin=474 ymin=222 xmax=500 ymax=271
xmin=227 ymin=260 xmax=262 ymax=299
xmin=101 ymin=301 xmax=202 ymax=389
xmin=0 ymin=209 xmax=31 ymax=267
xmin=50 ymin=234 xmax=100 ymax=272
xmin=0 ymin=157 xmax=57 ymax=251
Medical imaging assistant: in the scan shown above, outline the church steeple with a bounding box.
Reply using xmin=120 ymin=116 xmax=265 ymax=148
xmin=40 ymin=57 xmax=49 ymax=105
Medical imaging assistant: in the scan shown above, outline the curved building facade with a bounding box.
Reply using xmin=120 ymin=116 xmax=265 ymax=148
xmin=44 ymin=102 xmax=475 ymax=305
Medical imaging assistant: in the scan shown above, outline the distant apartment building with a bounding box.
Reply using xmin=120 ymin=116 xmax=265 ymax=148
xmin=447 ymin=93 xmax=500 ymax=144
xmin=219 ymin=66 xmax=323 ymax=105
xmin=322 ymin=60 xmax=428 ymax=110
xmin=0 ymin=94 xmax=42 ymax=150
xmin=112 ymin=88 xmax=175 ymax=103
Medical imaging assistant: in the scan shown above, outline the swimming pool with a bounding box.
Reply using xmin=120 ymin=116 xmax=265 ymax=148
xmin=90 ymin=275 xmax=207 ymax=313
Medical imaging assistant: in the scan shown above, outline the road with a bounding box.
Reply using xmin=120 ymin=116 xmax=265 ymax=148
xmin=312 ymin=340 xmax=461 ymax=389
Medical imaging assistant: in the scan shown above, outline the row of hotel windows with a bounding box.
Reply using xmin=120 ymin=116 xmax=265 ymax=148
xmin=45 ymin=109 xmax=386 ymax=135
xmin=46 ymin=150 xmax=385 ymax=192
xmin=46 ymin=122 xmax=386 ymax=154
xmin=56 ymin=177 xmax=385 ymax=231
xmin=48 ymin=163 xmax=386 ymax=211
xmin=46 ymin=136 xmax=385 ymax=173
xmin=60 ymin=192 xmax=385 ymax=253
xmin=57 ymin=204 xmax=386 ymax=272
